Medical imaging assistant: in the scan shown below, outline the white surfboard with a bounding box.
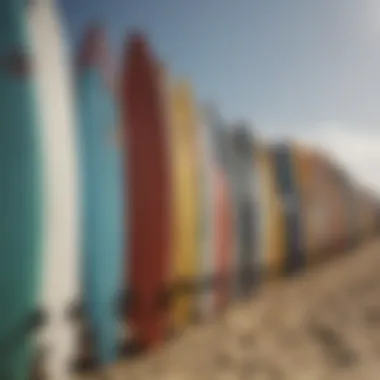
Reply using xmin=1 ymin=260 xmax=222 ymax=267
xmin=27 ymin=1 xmax=80 ymax=379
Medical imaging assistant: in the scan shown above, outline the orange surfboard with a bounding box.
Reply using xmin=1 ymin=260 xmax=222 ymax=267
xmin=121 ymin=34 xmax=171 ymax=350
xmin=292 ymin=145 xmax=331 ymax=260
xmin=305 ymin=152 xmax=334 ymax=262
xmin=307 ymin=152 xmax=345 ymax=260
xmin=327 ymin=164 xmax=348 ymax=253
xmin=316 ymin=157 xmax=346 ymax=254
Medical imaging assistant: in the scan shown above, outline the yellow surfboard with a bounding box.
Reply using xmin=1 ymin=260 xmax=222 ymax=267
xmin=255 ymin=141 xmax=285 ymax=277
xmin=166 ymin=79 xmax=199 ymax=334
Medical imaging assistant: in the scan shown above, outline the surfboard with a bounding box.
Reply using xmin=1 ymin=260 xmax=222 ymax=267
xmin=196 ymin=117 xmax=216 ymax=320
xmin=76 ymin=25 xmax=126 ymax=369
xmin=27 ymin=1 xmax=81 ymax=378
xmin=213 ymin=167 xmax=233 ymax=311
xmin=221 ymin=131 xmax=239 ymax=300
xmin=249 ymin=137 xmax=267 ymax=284
xmin=320 ymin=156 xmax=345 ymax=256
xmin=339 ymin=175 xmax=360 ymax=248
xmin=202 ymin=107 xmax=235 ymax=302
xmin=292 ymin=145 xmax=322 ymax=260
xmin=306 ymin=152 xmax=338 ymax=262
xmin=121 ymin=34 xmax=171 ymax=350
xmin=357 ymin=191 xmax=371 ymax=240
xmin=164 ymin=81 xmax=200 ymax=333
xmin=307 ymin=153 xmax=325 ymax=258
xmin=271 ymin=143 xmax=305 ymax=274
xmin=228 ymin=124 xmax=257 ymax=297
xmin=254 ymin=142 xmax=285 ymax=278
xmin=327 ymin=164 xmax=348 ymax=253
xmin=0 ymin=2 xmax=43 ymax=379
xmin=294 ymin=148 xmax=337 ymax=260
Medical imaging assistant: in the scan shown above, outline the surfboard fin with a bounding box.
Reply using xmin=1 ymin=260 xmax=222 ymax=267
xmin=71 ymin=327 xmax=100 ymax=374
xmin=66 ymin=300 xmax=84 ymax=322
xmin=116 ymin=289 xmax=135 ymax=318
xmin=117 ymin=339 xmax=146 ymax=358
xmin=156 ymin=287 xmax=173 ymax=311
xmin=71 ymin=317 xmax=99 ymax=374
xmin=71 ymin=356 xmax=100 ymax=374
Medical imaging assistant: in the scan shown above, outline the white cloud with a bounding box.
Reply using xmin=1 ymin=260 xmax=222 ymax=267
xmin=362 ymin=0 xmax=380 ymax=39
xmin=291 ymin=122 xmax=380 ymax=196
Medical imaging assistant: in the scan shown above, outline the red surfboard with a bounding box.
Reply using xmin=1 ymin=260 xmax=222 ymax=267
xmin=121 ymin=33 xmax=171 ymax=350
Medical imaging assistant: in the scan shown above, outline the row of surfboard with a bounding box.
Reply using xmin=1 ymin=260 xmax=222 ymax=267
xmin=1 ymin=1 xmax=380 ymax=379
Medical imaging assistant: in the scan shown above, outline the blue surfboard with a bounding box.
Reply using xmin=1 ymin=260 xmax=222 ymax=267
xmin=228 ymin=123 xmax=257 ymax=297
xmin=271 ymin=142 xmax=304 ymax=274
xmin=0 ymin=1 xmax=43 ymax=378
xmin=76 ymin=25 xmax=126 ymax=369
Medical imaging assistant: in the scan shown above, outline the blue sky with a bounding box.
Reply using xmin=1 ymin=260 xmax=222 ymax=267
xmin=58 ymin=0 xmax=380 ymax=192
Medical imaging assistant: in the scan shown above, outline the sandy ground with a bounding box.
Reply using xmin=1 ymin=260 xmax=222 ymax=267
xmin=79 ymin=238 xmax=380 ymax=380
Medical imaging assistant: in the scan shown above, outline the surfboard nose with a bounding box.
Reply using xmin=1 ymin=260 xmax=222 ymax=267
xmin=78 ymin=23 xmax=118 ymax=93
xmin=128 ymin=32 xmax=149 ymax=52
xmin=78 ymin=23 xmax=107 ymax=68
xmin=122 ymin=32 xmax=160 ymax=104
xmin=124 ymin=32 xmax=155 ymax=67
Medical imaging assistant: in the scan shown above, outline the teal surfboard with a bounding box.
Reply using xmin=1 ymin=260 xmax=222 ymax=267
xmin=0 ymin=1 xmax=42 ymax=379
xmin=76 ymin=25 xmax=126 ymax=370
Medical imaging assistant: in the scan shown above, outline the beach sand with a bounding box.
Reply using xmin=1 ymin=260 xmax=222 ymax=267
xmin=79 ymin=238 xmax=380 ymax=380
